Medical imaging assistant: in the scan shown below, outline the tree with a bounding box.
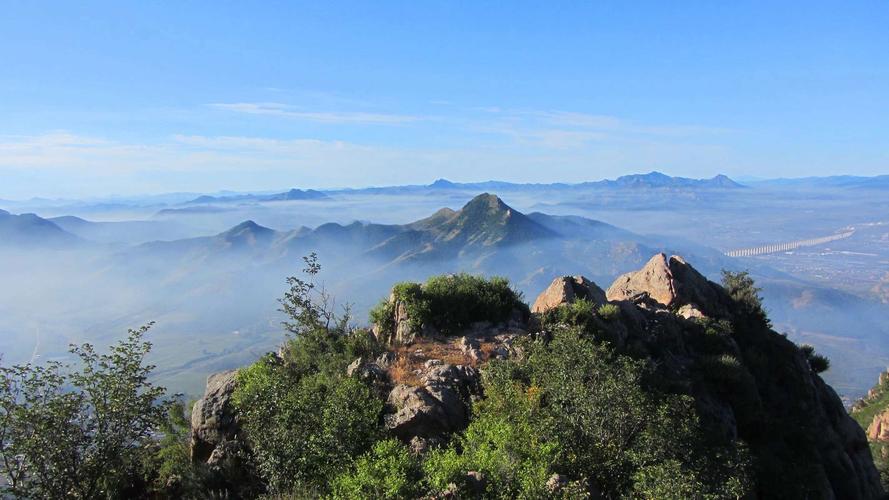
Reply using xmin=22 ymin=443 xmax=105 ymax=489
xmin=721 ymin=270 xmax=771 ymax=327
xmin=233 ymin=254 xmax=386 ymax=494
xmin=0 ymin=324 xmax=172 ymax=499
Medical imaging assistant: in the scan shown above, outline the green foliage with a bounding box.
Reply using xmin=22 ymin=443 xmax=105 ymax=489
xmin=370 ymin=273 xmax=527 ymax=336
xmin=424 ymin=378 xmax=557 ymax=498
xmin=234 ymin=255 xmax=387 ymax=495
xmin=0 ymin=324 xmax=173 ymax=499
xmin=144 ymin=399 xmax=225 ymax=498
xmin=330 ymin=439 xmax=422 ymax=499
xmin=596 ymin=303 xmax=621 ymax=321
xmin=540 ymin=299 xmax=597 ymax=329
xmin=799 ymin=344 xmax=830 ymax=374
xmin=721 ymin=270 xmax=771 ymax=327
xmin=423 ymin=328 xmax=752 ymax=498
xmin=234 ymin=359 xmax=383 ymax=494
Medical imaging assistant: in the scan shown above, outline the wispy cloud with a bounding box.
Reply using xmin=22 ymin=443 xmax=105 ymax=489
xmin=210 ymin=102 xmax=422 ymax=125
xmin=467 ymin=108 xmax=729 ymax=149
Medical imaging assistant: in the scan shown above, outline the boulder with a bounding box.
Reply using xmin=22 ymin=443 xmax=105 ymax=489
xmin=191 ymin=370 xmax=240 ymax=463
xmin=384 ymin=363 xmax=480 ymax=441
xmin=532 ymin=275 xmax=607 ymax=314
xmin=347 ymin=357 xmax=390 ymax=396
xmin=606 ymin=253 xmax=728 ymax=318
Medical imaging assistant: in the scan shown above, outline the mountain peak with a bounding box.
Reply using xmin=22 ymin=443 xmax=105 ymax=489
xmin=431 ymin=193 xmax=554 ymax=248
xmin=430 ymin=178 xmax=457 ymax=189
xmin=219 ymin=220 xmax=275 ymax=241
xmin=461 ymin=193 xmax=509 ymax=213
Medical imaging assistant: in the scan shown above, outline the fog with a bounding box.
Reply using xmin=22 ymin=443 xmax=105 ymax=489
xmin=2 ymin=183 xmax=888 ymax=399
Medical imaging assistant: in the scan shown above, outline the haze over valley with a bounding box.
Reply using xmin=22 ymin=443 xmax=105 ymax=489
xmin=2 ymin=171 xmax=887 ymax=398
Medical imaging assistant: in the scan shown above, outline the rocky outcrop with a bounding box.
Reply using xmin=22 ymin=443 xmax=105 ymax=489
xmin=869 ymin=409 xmax=889 ymax=442
xmin=191 ymin=370 xmax=240 ymax=463
xmin=605 ymin=253 xmax=728 ymax=319
xmin=385 ymin=363 xmax=480 ymax=442
xmin=596 ymin=254 xmax=883 ymax=498
xmin=531 ymin=275 xmax=607 ymax=313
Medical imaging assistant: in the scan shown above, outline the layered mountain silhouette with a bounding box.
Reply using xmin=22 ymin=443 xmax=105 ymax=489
xmin=131 ymin=193 xmax=638 ymax=269
xmin=0 ymin=209 xmax=79 ymax=248
xmin=174 ymin=172 xmax=745 ymax=206
xmin=187 ymin=188 xmax=329 ymax=204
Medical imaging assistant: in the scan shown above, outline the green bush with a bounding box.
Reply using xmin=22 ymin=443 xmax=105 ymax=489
xmin=540 ymin=298 xmax=597 ymax=328
xmin=597 ymin=303 xmax=621 ymax=321
xmin=330 ymin=439 xmax=422 ymax=499
xmin=423 ymin=374 xmax=557 ymax=498
xmin=233 ymin=255 xmax=388 ymax=495
xmin=234 ymin=359 xmax=384 ymax=494
xmin=370 ymin=274 xmax=528 ymax=336
xmin=799 ymin=344 xmax=830 ymax=374
xmin=721 ymin=270 xmax=770 ymax=327
xmin=0 ymin=324 xmax=173 ymax=499
xmin=464 ymin=327 xmax=753 ymax=498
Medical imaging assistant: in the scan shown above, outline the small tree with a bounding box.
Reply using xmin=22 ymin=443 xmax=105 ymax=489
xmin=799 ymin=344 xmax=830 ymax=374
xmin=0 ymin=324 xmax=172 ymax=499
xmin=280 ymin=252 xmax=351 ymax=338
xmin=721 ymin=270 xmax=771 ymax=327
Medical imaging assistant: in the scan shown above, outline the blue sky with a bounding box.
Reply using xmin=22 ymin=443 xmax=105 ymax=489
xmin=1 ymin=1 xmax=887 ymax=198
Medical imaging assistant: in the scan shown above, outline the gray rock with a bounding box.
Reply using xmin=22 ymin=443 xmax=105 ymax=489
xmin=385 ymin=364 xmax=481 ymax=442
xmin=191 ymin=370 xmax=239 ymax=463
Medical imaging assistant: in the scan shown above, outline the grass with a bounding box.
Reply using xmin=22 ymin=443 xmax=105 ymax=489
xmin=852 ymin=379 xmax=889 ymax=430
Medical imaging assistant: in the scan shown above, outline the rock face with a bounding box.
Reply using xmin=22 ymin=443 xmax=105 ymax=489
xmin=385 ymin=363 xmax=480 ymax=442
xmin=531 ymin=275 xmax=607 ymax=313
xmin=598 ymin=254 xmax=883 ymax=498
xmin=191 ymin=370 xmax=240 ymax=463
xmin=605 ymin=253 xmax=728 ymax=318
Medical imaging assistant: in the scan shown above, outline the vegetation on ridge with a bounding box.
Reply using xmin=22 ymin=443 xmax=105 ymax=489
xmin=370 ymin=273 xmax=528 ymax=336
xmin=0 ymin=254 xmax=878 ymax=499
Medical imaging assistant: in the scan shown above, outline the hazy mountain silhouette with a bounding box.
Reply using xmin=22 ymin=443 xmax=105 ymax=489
xmin=0 ymin=210 xmax=80 ymax=248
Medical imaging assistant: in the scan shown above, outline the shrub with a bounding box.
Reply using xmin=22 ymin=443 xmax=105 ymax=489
xmin=233 ymin=360 xmax=383 ymax=493
xmin=541 ymin=298 xmax=597 ymax=329
xmin=0 ymin=324 xmax=173 ymax=499
xmin=597 ymin=303 xmax=621 ymax=321
xmin=371 ymin=274 xmax=527 ymax=337
xmin=233 ymin=255 xmax=387 ymax=494
xmin=330 ymin=439 xmax=421 ymax=499
xmin=799 ymin=344 xmax=830 ymax=374
xmin=721 ymin=270 xmax=771 ymax=327
xmin=473 ymin=327 xmax=753 ymax=498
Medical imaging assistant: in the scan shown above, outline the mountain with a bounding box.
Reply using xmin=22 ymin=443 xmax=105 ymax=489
xmin=0 ymin=210 xmax=80 ymax=248
xmin=601 ymin=171 xmax=745 ymax=189
xmin=852 ymin=369 xmax=889 ymax=490
xmin=186 ymin=188 xmax=329 ymax=204
xmin=139 ymin=194 xmax=561 ymax=264
xmin=179 ymin=173 xmax=744 ymax=202
xmin=189 ymin=254 xmax=883 ymax=498
xmin=370 ymin=193 xmax=558 ymax=261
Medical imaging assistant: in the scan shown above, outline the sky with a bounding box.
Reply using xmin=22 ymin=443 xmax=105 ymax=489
xmin=1 ymin=1 xmax=888 ymax=198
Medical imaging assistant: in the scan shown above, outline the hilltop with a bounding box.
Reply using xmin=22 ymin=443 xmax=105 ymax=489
xmin=185 ymin=253 xmax=882 ymax=498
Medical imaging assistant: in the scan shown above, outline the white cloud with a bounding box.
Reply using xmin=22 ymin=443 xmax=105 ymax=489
xmin=209 ymin=102 xmax=422 ymax=124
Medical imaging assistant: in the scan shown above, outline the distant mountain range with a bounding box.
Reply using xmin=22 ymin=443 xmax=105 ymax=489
xmin=0 ymin=209 xmax=79 ymax=247
xmin=749 ymin=174 xmax=889 ymax=190
xmin=323 ymin=171 xmax=745 ymax=196
xmin=175 ymin=172 xmax=743 ymax=206
xmin=131 ymin=193 xmax=654 ymax=278
xmin=186 ymin=188 xmax=329 ymax=204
